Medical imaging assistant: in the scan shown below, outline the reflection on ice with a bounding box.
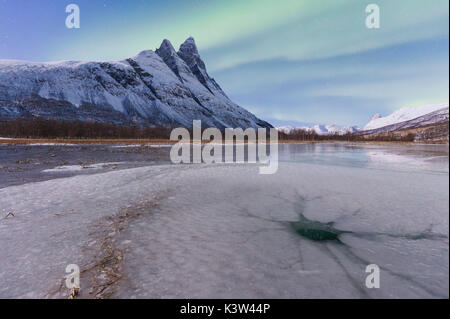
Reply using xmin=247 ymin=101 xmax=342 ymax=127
xmin=278 ymin=143 xmax=449 ymax=173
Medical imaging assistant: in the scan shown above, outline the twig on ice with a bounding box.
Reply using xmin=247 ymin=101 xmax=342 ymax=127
xmin=3 ymin=212 xmax=15 ymax=219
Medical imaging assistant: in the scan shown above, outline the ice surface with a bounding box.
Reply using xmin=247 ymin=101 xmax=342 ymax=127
xmin=0 ymin=143 xmax=448 ymax=298
xmin=114 ymin=163 xmax=448 ymax=298
xmin=27 ymin=143 xmax=78 ymax=146
xmin=146 ymin=144 xmax=173 ymax=148
xmin=364 ymin=103 xmax=449 ymax=130
xmin=108 ymin=144 xmax=173 ymax=149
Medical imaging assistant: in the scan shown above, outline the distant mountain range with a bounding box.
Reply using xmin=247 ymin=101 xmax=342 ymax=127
xmin=0 ymin=37 xmax=271 ymax=129
xmin=277 ymin=124 xmax=360 ymax=136
xmin=277 ymin=103 xmax=449 ymax=141
xmin=277 ymin=103 xmax=449 ymax=142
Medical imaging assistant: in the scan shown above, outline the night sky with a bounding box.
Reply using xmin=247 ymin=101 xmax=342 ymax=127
xmin=0 ymin=0 xmax=448 ymax=126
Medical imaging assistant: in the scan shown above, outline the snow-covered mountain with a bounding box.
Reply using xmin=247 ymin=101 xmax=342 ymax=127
xmin=278 ymin=124 xmax=360 ymax=135
xmin=361 ymin=106 xmax=449 ymax=137
xmin=363 ymin=103 xmax=449 ymax=131
xmin=0 ymin=37 xmax=271 ymax=129
xmin=277 ymin=102 xmax=449 ymax=139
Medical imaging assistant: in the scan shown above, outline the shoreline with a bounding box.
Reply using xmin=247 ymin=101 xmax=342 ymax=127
xmin=0 ymin=138 xmax=448 ymax=146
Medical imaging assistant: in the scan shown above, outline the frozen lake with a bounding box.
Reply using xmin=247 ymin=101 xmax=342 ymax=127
xmin=0 ymin=143 xmax=448 ymax=298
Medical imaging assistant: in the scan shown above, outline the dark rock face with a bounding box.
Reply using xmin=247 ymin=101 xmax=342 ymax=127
xmin=0 ymin=37 xmax=272 ymax=130
xmin=0 ymin=96 xmax=134 ymax=125
xmin=155 ymin=39 xmax=189 ymax=82
xmin=178 ymin=37 xmax=227 ymax=97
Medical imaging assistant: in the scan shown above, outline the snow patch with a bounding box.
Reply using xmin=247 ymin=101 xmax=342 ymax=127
xmin=43 ymin=162 xmax=124 ymax=173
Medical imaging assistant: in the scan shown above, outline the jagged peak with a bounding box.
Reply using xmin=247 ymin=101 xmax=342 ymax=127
xmin=178 ymin=36 xmax=206 ymax=72
xmin=156 ymin=39 xmax=177 ymax=56
xmin=177 ymin=37 xmax=228 ymax=97
xmin=136 ymin=37 xmax=226 ymax=97
xmin=179 ymin=36 xmax=199 ymax=55
xmin=154 ymin=38 xmax=191 ymax=81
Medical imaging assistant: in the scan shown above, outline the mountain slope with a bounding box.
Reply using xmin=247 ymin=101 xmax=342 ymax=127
xmin=362 ymin=106 xmax=449 ymax=134
xmin=0 ymin=38 xmax=271 ymax=129
xmin=364 ymin=103 xmax=448 ymax=131
xmin=359 ymin=104 xmax=449 ymax=142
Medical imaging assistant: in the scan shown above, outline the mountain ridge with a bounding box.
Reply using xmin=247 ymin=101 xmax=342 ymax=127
xmin=361 ymin=106 xmax=449 ymax=135
xmin=363 ymin=103 xmax=448 ymax=131
xmin=276 ymin=103 xmax=449 ymax=140
xmin=0 ymin=37 xmax=272 ymax=130
xmin=277 ymin=124 xmax=360 ymax=136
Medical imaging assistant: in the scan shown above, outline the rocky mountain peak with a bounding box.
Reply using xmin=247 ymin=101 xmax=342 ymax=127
xmin=0 ymin=37 xmax=273 ymax=129
xmin=179 ymin=36 xmax=199 ymax=56
xmin=176 ymin=37 xmax=227 ymax=97
xmin=155 ymin=38 xmax=190 ymax=80
xmin=178 ymin=36 xmax=205 ymax=71
xmin=156 ymin=39 xmax=177 ymax=58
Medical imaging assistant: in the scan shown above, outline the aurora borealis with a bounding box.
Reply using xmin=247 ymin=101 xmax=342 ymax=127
xmin=0 ymin=0 xmax=448 ymax=126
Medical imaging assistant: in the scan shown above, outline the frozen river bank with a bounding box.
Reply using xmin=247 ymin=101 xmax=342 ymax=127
xmin=0 ymin=143 xmax=448 ymax=298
